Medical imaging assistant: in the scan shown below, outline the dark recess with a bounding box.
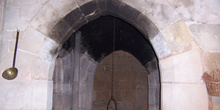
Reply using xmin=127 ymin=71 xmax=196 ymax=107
xmin=78 ymin=16 xmax=156 ymax=65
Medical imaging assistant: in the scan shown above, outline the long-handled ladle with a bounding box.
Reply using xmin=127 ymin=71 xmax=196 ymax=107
xmin=2 ymin=30 xmax=19 ymax=80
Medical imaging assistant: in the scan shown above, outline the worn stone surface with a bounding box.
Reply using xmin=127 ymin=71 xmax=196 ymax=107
xmin=121 ymin=0 xmax=150 ymax=13
xmin=79 ymin=1 xmax=101 ymax=21
xmin=16 ymin=50 xmax=37 ymax=80
xmin=161 ymin=20 xmax=194 ymax=53
xmin=117 ymin=2 xmax=141 ymax=26
xmin=0 ymin=80 xmax=32 ymax=110
xmin=143 ymin=0 xmax=180 ymax=30
xmin=202 ymin=52 xmax=220 ymax=73
xmin=95 ymin=0 xmax=107 ymax=12
xmin=49 ymin=19 xmax=72 ymax=43
xmin=160 ymin=49 xmax=203 ymax=83
xmin=150 ymin=32 xmax=172 ymax=58
xmin=189 ymin=24 xmax=220 ymax=52
xmin=168 ymin=0 xmax=220 ymax=24
xmin=19 ymin=27 xmax=46 ymax=55
xmin=39 ymin=37 xmax=59 ymax=62
xmin=80 ymin=52 xmax=98 ymax=73
xmin=49 ymin=0 xmax=78 ymax=19
xmin=3 ymin=5 xmax=19 ymax=30
xmin=32 ymin=80 xmax=52 ymax=110
xmin=31 ymin=3 xmax=59 ymax=36
xmin=162 ymin=83 xmax=208 ymax=110
xmin=31 ymin=57 xmax=51 ymax=80
xmin=20 ymin=4 xmax=43 ymax=30
xmin=0 ymin=80 xmax=51 ymax=110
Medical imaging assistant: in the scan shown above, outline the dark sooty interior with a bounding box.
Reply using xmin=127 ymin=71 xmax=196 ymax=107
xmin=64 ymin=15 xmax=156 ymax=65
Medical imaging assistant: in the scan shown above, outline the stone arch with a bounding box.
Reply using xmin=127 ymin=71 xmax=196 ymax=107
xmin=30 ymin=0 xmax=185 ymax=110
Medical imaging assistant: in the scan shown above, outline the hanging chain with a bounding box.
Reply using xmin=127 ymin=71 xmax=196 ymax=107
xmin=111 ymin=17 xmax=116 ymax=96
xmin=107 ymin=17 xmax=117 ymax=110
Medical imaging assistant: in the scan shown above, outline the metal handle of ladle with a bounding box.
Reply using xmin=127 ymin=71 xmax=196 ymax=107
xmin=12 ymin=30 xmax=19 ymax=67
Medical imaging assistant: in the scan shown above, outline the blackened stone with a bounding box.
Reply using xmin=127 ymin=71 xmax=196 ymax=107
xmin=106 ymin=0 xmax=121 ymax=16
xmin=136 ymin=13 xmax=159 ymax=39
xmin=118 ymin=2 xmax=141 ymax=27
xmin=49 ymin=19 xmax=71 ymax=44
xmin=63 ymin=7 xmax=87 ymax=27
xmin=96 ymin=0 xmax=107 ymax=12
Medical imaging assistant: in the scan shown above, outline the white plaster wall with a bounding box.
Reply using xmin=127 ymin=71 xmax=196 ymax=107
xmin=0 ymin=0 xmax=219 ymax=110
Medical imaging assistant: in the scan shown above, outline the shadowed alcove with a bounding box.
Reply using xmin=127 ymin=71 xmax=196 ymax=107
xmin=53 ymin=15 xmax=160 ymax=110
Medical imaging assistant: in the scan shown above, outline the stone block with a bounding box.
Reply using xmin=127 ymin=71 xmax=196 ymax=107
xmin=39 ymin=37 xmax=59 ymax=61
xmin=19 ymin=27 xmax=46 ymax=55
xmin=96 ymin=0 xmax=107 ymax=12
xmin=189 ymin=24 xmax=220 ymax=52
xmin=117 ymin=2 xmax=141 ymax=27
xmin=63 ymin=67 xmax=74 ymax=83
xmin=162 ymin=83 xmax=208 ymax=110
xmin=31 ymin=3 xmax=59 ymax=36
xmin=5 ymin=0 xmax=13 ymax=6
xmin=32 ymin=80 xmax=51 ymax=109
xmin=160 ymin=50 xmax=203 ymax=83
xmin=143 ymin=0 xmax=180 ymax=30
xmin=14 ymin=0 xmax=36 ymax=5
xmin=15 ymin=50 xmax=37 ymax=80
xmin=31 ymin=57 xmax=51 ymax=80
xmin=49 ymin=19 xmax=72 ymax=43
xmin=36 ymin=0 xmax=48 ymax=4
xmin=149 ymin=105 xmax=159 ymax=110
xmin=80 ymin=69 xmax=95 ymax=84
xmin=79 ymin=86 xmax=93 ymax=108
xmin=20 ymin=4 xmax=42 ymax=30
xmin=76 ymin=0 xmax=93 ymax=6
xmin=161 ymin=20 xmax=194 ymax=53
xmin=121 ymin=0 xmax=150 ymax=13
xmin=144 ymin=58 xmax=158 ymax=73
xmin=53 ymin=94 xmax=63 ymax=109
xmin=150 ymin=32 xmax=171 ymax=58
xmin=49 ymin=0 xmax=78 ymax=18
xmin=148 ymin=72 xmax=160 ymax=85
xmin=79 ymin=1 xmax=101 ymax=21
xmin=80 ymin=53 xmax=98 ymax=73
xmin=0 ymin=80 xmax=32 ymax=109
xmin=3 ymin=6 xmax=19 ymax=30
xmin=0 ymin=41 xmax=14 ymax=71
xmin=1 ymin=30 xmax=20 ymax=40
xmin=168 ymin=0 xmax=220 ymax=24
xmin=62 ymin=94 xmax=73 ymax=108
xmin=106 ymin=0 xmax=121 ymax=16
xmin=149 ymin=85 xmax=160 ymax=105
xmin=202 ymin=52 xmax=220 ymax=74
xmin=136 ymin=13 xmax=159 ymax=39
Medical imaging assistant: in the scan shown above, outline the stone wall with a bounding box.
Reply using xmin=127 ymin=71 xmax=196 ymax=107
xmin=93 ymin=51 xmax=149 ymax=110
xmin=0 ymin=0 xmax=219 ymax=110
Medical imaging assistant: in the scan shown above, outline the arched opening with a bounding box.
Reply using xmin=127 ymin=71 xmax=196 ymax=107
xmin=52 ymin=15 xmax=160 ymax=110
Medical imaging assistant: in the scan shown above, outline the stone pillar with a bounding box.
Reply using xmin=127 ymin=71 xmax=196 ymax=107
xmin=72 ymin=31 xmax=81 ymax=110
xmin=79 ymin=53 xmax=98 ymax=110
xmin=52 ymin=51 xmax=74 ymax=110
xmin=145 ymin=58 xmax=160 ymax=110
